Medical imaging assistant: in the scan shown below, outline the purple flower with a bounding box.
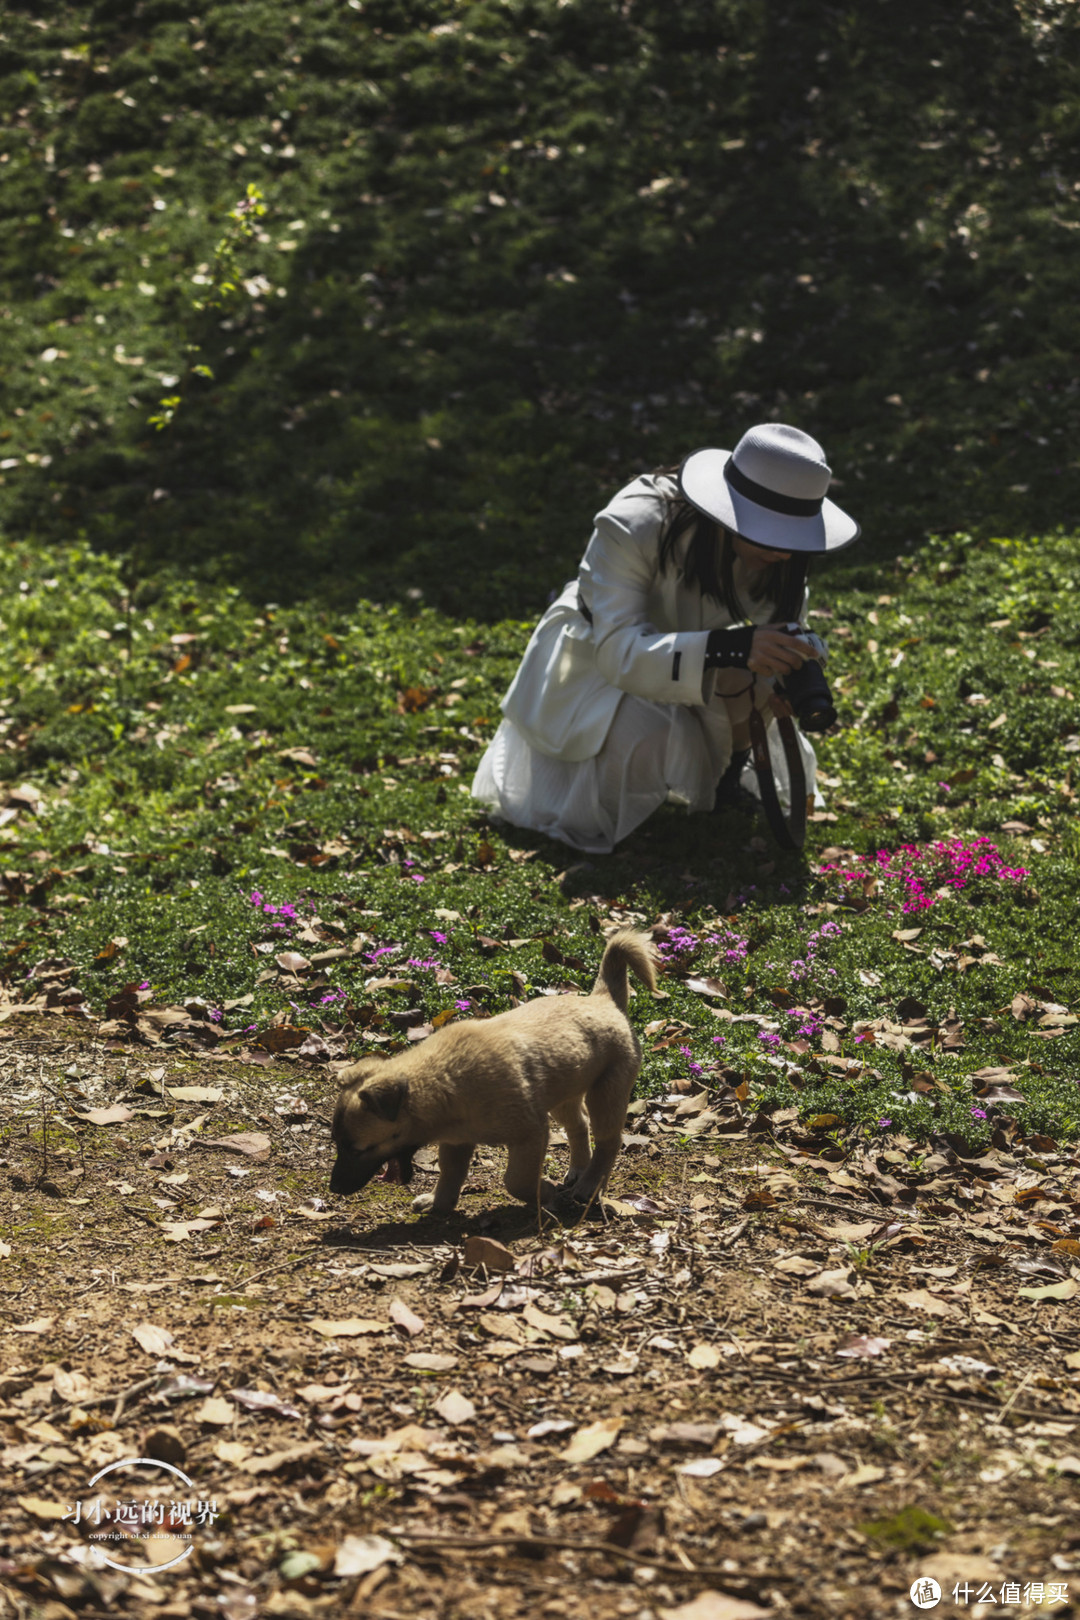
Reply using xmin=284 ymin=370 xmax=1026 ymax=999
xmin=971 ymin=1107 xmax=987 ymax=1120
xmin=711 ymin=1034 xmax=726 ymax=1045
xmin=410 ymin=874 xmax=426 ymax=884
xmin=878 ymin=1117 xmax=892 ymax=1130
xmin=429 ymin=930 xmax=448 ymax=944
xmin=758 ymin=1031 xmax=780 ymax=1047
xmin=139 ymin=980 xmax=150 ymax=990
xmin=209 ymin=1008 xmax=223 ymax=1023
xmin=455 ymin=998 xmax=472 ymax=1011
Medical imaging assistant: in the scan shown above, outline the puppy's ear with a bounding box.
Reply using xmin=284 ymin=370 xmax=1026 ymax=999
xmin=361 ymin=1077 xmax=408 ymax=1122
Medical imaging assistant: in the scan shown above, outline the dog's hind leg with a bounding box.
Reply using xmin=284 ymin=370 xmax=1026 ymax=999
xmin=550 ymin=1098 xmax=591 ymax=1191
xmin=573 ymin=1059 xmax=638 ymax=1203
xmin=503 ymin=1127 xmax=554 ymax=1207
xmin=431 ymin=1142 xmax=475 ymax=1215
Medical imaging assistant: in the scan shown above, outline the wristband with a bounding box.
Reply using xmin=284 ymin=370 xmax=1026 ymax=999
xmin=704 ymin=625 xmax=754 ymax=670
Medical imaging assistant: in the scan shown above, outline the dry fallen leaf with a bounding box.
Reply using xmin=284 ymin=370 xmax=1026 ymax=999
xmin=201 ymin=1132 xmax=271 ymax=1160
xmin=434 ymin=1389 xmax=476 ymax=1426
xmin=196 ymin=1397 xmax=236 ymax=1427
xmin=1019 ymin=1279 xmax=1078 ymax=1302
xmin=309 ymin=1318 xmax=389 ymax=1338
xmin=807 ymin=1268 xmax=857 ymax=1299
xmin=215 ymin=1439 xmax=251 ymax=1465
xmin=16 ymin=1496 xmax=70 ymax=1522
xmin=404 ymin=1352 xmax=458 ymax=1372
xmin=241 ymin=1442 xmax=324 ymax=1475
xmin=333 ymin=1534 xmax=402 ymax=1578
xmin=561 ymin=1416 xmax=624 ymax=1464
xmin=898 ymin=1288 xmax=958 ymax=1318
xmin=835 ymin=1335 xmax=891 ymax=1359
xmin=53 ymin=1368 xmax=95 ymax=1403
xmin=676 ymin=1457 xmax=725 ymax=1478
xmin=523 ymin=1302 xmax=577 ymax=1341
xmin=774 ymin=1255 xmax=821 ymax=1278
xmin=463 ymin=1235 xmax=517 ymax=1272
xmin=81 ymin=1105 xmax=134 ymax=1126
xmin=161 ymin=1218 xmax=221 ymax=1243
xmin=389 ymin=1298 xmax=426 ymax=1337
xmin=687 ymin=1343 xmax=723 ymax=1370
xmin=131 ymin=1323 xmax=176 ymax=1356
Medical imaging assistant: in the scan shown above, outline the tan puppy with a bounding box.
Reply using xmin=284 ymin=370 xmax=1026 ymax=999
xmin=330 ymin=930 xmax=656 ymax=1214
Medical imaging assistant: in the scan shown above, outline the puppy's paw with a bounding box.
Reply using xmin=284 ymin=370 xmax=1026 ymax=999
xmin=411 ymin=1192 xmax=436 ymax=1214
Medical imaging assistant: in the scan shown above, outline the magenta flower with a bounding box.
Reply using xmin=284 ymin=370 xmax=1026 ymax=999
xmin=971 ymin=1107 xmax=988 ymax=1120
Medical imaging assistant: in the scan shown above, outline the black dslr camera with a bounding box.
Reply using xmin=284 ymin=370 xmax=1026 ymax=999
xmin=777 ymin=625 xmax=837 ymax=733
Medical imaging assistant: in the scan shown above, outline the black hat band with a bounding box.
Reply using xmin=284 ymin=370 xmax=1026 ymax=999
xmin=725 ymin=456 xmax=824 ymax=517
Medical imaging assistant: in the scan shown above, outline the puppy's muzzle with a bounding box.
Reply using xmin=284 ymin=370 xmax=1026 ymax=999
xmin=330 ymin=1145 xmax=417 ymax=1197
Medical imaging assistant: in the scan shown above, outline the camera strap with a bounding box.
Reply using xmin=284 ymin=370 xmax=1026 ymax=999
xmin=748 ymin=705 xmax=808 ymax=851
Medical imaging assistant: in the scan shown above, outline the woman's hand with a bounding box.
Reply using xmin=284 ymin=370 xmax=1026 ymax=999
xmin=747 ymin=624 xmax=820 ymax=678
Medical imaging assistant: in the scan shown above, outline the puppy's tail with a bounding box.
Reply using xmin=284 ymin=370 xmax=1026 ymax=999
xmin=591 ymin=929 xmax=658 ymax=1015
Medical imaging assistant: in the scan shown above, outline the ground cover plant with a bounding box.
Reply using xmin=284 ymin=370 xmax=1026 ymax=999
xmin=1 ymin=522 xmax=1078 ymax=1150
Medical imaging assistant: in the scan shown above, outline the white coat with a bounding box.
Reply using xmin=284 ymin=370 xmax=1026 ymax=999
xmin=473 ymin=473 xmax=816 ymax=852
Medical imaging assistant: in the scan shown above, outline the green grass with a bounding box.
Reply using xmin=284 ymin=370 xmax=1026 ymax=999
xmin=2 ymin=525 xmax=1078 ymax=1147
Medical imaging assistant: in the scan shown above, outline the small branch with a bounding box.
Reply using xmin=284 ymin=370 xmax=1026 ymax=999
xmin=26 ymin=1375 xmax=163 ymax=1427
xmin=386 ymin=1529 xmax=793 ymax=1590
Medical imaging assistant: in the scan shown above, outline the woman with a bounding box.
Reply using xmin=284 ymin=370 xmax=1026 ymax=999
xmin=472 ymin=423 xmax=860 ymax=853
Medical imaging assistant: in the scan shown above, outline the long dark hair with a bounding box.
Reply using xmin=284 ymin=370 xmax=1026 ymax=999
xmin=653 ymin=469 xmax=808 ymax=622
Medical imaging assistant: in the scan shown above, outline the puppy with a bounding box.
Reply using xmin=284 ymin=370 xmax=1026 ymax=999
xmin=330 ymin=929 xmax=656 ymax=1214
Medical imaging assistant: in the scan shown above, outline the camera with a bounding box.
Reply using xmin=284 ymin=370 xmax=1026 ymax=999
xmin=777 ymin=625 xmax=837 ymax=733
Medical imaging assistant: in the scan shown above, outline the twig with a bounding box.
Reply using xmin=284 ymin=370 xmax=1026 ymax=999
xmin=39 ymin=1074 xmax=48 ymax=1183
xmin=386 ymin=1528 xmax=794 ymax=1589
xmin=26 ymin=1375 xmax=163 ymax=1426
xmin=989 ymin=1368 xmax=1034 ymax=1425
xmin=234 ymin=1248 xmax=336 ymax=1291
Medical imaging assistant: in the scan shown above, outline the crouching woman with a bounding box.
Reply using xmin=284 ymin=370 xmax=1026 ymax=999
xmin=471 ymin=423 xmax=860 ymax=854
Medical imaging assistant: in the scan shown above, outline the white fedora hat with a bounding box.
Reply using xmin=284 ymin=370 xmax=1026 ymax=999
xmin=678 ymin=423 xmax=859 ymax=553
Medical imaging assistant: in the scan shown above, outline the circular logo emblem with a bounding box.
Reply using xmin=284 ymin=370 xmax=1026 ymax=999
xmin=60 ymin=1456 xmax=219 ymax=1574
xmin=910 ymin=1578 xmax=942 ymax=1610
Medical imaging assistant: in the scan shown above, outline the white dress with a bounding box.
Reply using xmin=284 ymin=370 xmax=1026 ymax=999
xmin=471 ymin=473 xmax=818 ymax=853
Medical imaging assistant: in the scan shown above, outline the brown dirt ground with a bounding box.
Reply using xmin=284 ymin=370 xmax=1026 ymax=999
xmin=1 ymin=1013 xmax=1078 ymax=1620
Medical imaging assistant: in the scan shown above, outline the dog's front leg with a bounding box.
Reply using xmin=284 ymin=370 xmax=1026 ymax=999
xmin=419 ymin=1142 xmax=474 ymax=1215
